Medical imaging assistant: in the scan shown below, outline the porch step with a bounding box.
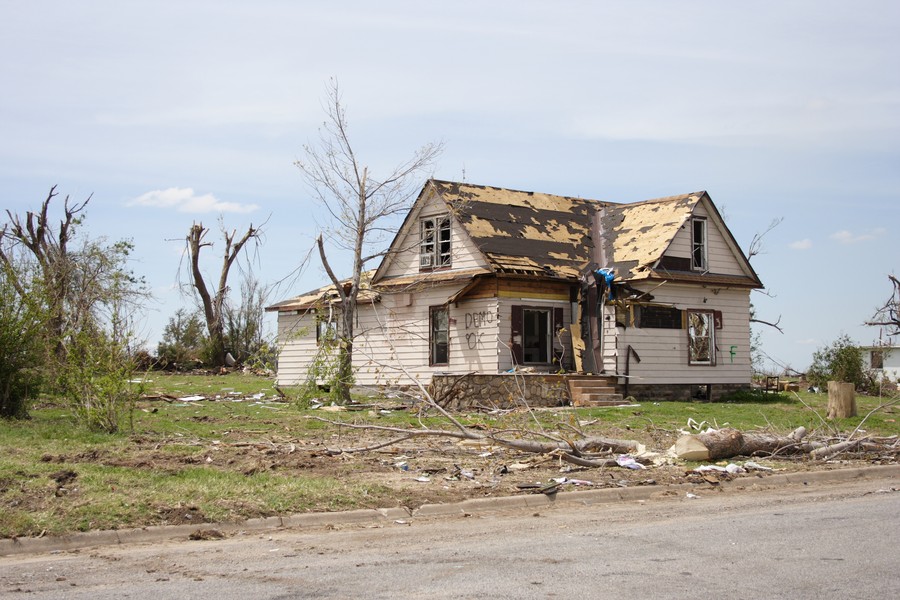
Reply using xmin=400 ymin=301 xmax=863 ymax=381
xmin=566 ymin=376 xmax=629 ymax=407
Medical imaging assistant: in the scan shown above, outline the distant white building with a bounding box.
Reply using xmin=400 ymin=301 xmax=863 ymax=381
xmin=860 ymin=346 xmax=900 ymax=382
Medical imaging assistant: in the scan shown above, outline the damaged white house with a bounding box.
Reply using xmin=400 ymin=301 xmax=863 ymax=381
xmin=267 ymin=179 xmax=763 ymax=402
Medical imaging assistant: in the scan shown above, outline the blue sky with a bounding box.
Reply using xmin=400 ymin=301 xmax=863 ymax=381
xmin=1 ymin=1 xmax=898 ymax=372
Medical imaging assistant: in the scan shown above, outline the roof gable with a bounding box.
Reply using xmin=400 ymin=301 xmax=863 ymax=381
xmin=432 ymin=180 xmax=599 ymax=279
xmin=599 ymin=192 xmax=701 ymax=279
xmin=297 ymin=180 xmax=763 ymax=309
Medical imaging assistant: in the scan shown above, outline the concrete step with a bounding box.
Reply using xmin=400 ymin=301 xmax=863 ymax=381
xmin=568 ymin=378 xmax=617 ymax=388
xmin=572 ymin=394 xmax=627 ymax=407
xmin=571 ymin=386 xmax=617 ymax=395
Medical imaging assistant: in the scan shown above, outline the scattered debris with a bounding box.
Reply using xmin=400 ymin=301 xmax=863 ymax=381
xmin=743 ymin=461 xmax=773 ymax=472
xmin=693 ymin=463 xmax=745 ymax=475
xmin=615 ymin=455 xmax=646 ymax=470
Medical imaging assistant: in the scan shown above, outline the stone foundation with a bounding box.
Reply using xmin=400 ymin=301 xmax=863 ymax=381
xmin=430 ymin=373 xmax=570 ymax=411
xmin=621 ymin=383 xmax=750 ymax=402
xmin=425 ymin=376 xmax=751 ymax=409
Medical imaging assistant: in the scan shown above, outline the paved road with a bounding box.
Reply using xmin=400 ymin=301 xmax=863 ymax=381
xmin=2 ymin=477 xmax=898 ymax=599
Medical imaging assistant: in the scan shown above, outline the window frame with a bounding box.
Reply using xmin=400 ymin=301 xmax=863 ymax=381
xmin=638 ymin=305 xmax=683 ymax=329
xmin=429 ymin=305 xmax=449 ymax=366
xmin=510 ymin=305 xmax=565 ymax=365
xmin=687 ymin=309 xmax=716 ymax=366
xmin=419 ymin=215 xmax=452 ymax=271
xmin=315 ymin=310 xmax=337 ymax=346
xmin=691 ymin=217 xmax=708 ymax=271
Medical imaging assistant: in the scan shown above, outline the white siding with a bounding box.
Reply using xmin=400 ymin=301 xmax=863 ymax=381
xmin=862 ymin=347 xmax=900 ymax=382
xmin=338 ymin=285 xmax=501 ymax=387
xmin=274 ymin=311 xmax=320 ymax=386
xmin=381 ymin=190 xmax=489 ymax=279
xmin=600 ymin=303 xmax=618 ymax=373
xmin=664 ymin=203 xmax=749 ymax=277
xmin=615 ymin=283 xmax=752 ymax=385
xmin=449 ymin=297 xmax=501 ymax=374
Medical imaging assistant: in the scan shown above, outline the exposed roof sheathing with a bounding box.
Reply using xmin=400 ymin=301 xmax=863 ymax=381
xmin=431 ymin=180 xmax=599 ymax=279
xmin=599 ymin=192 xmax=702 ymax=280
xmin=269 ymin=180 xmax=763 ymax=312
xmin=265 ymin=271 xmax=379 ymax=312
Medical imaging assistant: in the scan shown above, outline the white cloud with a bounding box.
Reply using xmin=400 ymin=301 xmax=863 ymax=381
xmin=789 ymin=238 xmax=812 ymax=250
xmin=795 ymin=338 xmax=818 ymax=346
xmin=129 ymin=187 xmax=258 ymax=214
xmin=830 ymin=227 xmax=886 ymax=245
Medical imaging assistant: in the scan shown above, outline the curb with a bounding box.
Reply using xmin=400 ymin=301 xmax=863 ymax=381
xmin=1 ymin=464 xmax=896 ymax=558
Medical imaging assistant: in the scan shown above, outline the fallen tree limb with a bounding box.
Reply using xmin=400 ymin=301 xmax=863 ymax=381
xmin=809 ymin=437 xmax=868 ymax=460
xmin=312 ymin=414 xmax=644 ymax=464
xmin=671 ymin=427 xmax=816 ymax=461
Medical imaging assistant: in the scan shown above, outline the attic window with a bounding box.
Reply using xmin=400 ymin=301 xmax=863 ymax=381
xmin=691 ymin=218 xmax=708 ymax=271
xmin=420 ymin=216 xmax=451 ymax=270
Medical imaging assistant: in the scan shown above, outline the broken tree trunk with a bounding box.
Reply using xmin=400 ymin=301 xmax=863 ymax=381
xmin=671 ymin=427 xmax=812 ymax=461
xmin=826 ymin=381 xmax=857 ymax=419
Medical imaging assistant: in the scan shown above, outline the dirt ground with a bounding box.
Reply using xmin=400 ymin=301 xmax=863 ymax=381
xmin=34 ymin=414 xmax=896 ymax=527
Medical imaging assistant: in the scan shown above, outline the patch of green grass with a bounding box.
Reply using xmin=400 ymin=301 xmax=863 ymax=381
xmin=137 ymin=371 xmax=276 ymax=398
xmin=1 ymin=375 xmax=897 ymax=539
xmin=578 ymin=391 xmax=899 ymax=437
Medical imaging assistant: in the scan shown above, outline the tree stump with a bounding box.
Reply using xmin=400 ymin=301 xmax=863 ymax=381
xmin=826 ymin=381 xmax=857 ymax=419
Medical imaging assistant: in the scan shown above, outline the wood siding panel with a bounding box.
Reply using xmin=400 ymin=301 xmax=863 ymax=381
xmin=338 ymin=285 xmax=501 ymax=387
xmin=274 ymin=312 xmax=318 ymax=386
xmin=616 ymin=283 xmax=752 ymax=385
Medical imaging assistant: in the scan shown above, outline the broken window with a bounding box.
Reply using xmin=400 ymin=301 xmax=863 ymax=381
xmin=687 ymin=310 xmax=716 ymax=365
xmin=871 ymin=350 xmax=884 ymax=369
xmin=691 ymin=217 xmax=708 ymax=271
xmin=638 ymin=305 xmax=683 ymax=329
xmin=315 ymin=310 xmax=337 ymax=346
xmin=430 ymin=305 xmax=449 ymax=366
xmin=420 ymin=216 xmax=451 ymax=270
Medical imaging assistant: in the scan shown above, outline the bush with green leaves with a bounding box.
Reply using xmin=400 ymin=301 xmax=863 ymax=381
xmin=59 ymin=326 xmax=141 ymax=433
xmin=0 ymin=265 xmax=45 ymax=418
xmin=807 ymin=334 xmax=874 ymax=392
xmin=224 ymin=276 xmax=269 ymax=366
xmin=2 ymin=187 xmax=149 ymax=429
xmin=297 ymin=325 xmax=353 ymax=405
xmin=157 ymin=308 xmax=209 ymax=369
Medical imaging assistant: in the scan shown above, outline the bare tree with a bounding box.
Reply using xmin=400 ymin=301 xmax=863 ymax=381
xmin=866 ymin=274 xmax=900 ymax=336
xmin=1 ymin=186 xmax=145 ymax=359
xmin=0 ymin=186 xmax=89 ymax=359
xmin=295 ymin=80 xmax=442 ymax=402
xmin=1 ymin=187 xmax=148 ymax=429
xmin=185 ymin=220 xmax=264 ymax=367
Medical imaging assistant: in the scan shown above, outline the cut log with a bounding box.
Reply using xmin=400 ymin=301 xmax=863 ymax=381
xmin=826 ymin=381 xmax=857 ymax=419
xmin=671 ymin=427 xmax=810 ymax=461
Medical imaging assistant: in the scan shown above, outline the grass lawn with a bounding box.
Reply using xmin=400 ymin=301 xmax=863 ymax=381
xmin=1 ymin=372 xmax=896 ymax=539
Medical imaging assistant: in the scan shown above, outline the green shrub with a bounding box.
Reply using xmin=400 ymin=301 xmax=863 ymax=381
xmin=807 ymin=334 xmax=875 ymax=393
xmin=0 ymin=265 xmax=45 ymax=418
xmin=59 ymin=328 xmax=141 ymax=433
